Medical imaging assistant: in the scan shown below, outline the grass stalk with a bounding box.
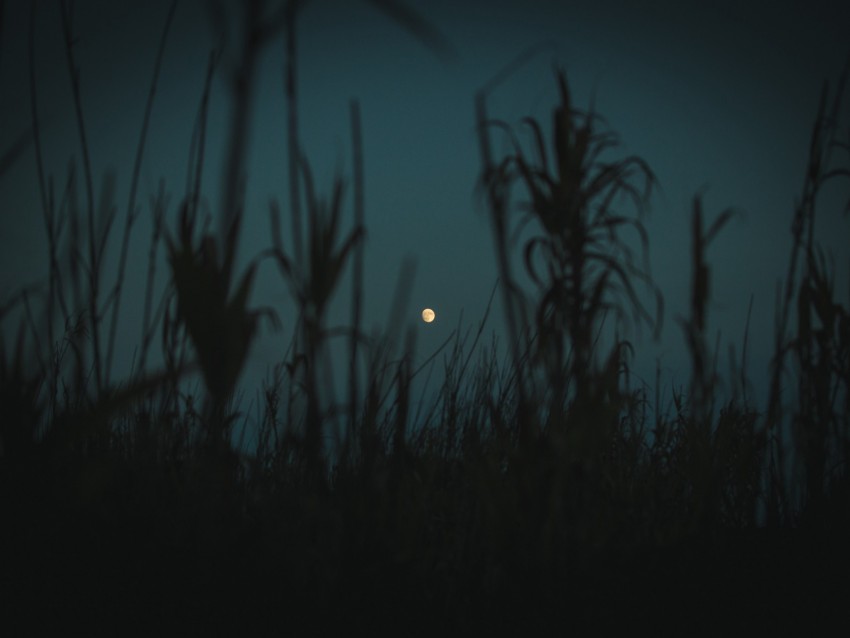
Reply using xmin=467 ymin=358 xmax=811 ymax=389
xmin=104 ymin=0 xmax=178 ymax=384
xmin=59 ymin=0 xmax=102 ymax=394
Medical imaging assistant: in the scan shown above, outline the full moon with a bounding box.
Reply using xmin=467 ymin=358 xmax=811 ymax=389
xmin=421 ymin=308 xmax=436 ymax=323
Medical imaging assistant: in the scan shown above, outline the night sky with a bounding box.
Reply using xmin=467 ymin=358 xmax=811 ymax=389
xmin=1 ymin=0 xmax=848 ymax=419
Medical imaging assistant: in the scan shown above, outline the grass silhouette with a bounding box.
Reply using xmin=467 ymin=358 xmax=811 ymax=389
xmin=2 ymin=2 xmax=849 ymax=632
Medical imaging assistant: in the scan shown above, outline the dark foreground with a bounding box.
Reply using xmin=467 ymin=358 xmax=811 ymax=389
xmin=4 ymin=453 xmax=848 ymax=634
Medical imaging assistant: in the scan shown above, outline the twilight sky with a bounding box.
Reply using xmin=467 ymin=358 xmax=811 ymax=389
xmin=1 ymin=0 xmax=848 ymax=416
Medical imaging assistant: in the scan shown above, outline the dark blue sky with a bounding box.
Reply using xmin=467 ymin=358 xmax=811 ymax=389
xmin=1 ymin=0 xmax=848 ymax=413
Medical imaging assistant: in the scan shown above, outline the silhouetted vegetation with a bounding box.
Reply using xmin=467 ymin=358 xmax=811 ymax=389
xmin=2 ymin=1 xmax=849 ymax=632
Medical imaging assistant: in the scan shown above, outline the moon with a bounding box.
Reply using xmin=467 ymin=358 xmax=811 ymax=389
xmin=421 ymin=308 xmax=435 ymax=323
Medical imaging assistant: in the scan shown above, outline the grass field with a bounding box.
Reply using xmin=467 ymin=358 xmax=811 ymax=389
xmin=2 ymin=2 xmax=849 ymax=632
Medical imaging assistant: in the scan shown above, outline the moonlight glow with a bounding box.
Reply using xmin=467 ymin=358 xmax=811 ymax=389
xmin=421 ymin=308 xmax=436 ymax=323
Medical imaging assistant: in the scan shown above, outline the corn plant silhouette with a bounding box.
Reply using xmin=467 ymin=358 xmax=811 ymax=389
xmin=792 ymin=191 xmax=850 ymax=523
xmin=765 ymin=56 xmax=850 ymax=524
xmin=671 ymin=197 xmax=765 ymax=534
xmin=165 ymin=0 xmax=288 ymax=459
xmin=271 ymin=155 xmax=364 ymax=481
xmin=479 ymin=67 xmax=662 ymax=441
xmin=166 ymin=204 xmax=266 ymax=456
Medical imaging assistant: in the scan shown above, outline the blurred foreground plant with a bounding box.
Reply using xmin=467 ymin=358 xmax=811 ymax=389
xmin=478 ymin=67 xmax=662 ymax=443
